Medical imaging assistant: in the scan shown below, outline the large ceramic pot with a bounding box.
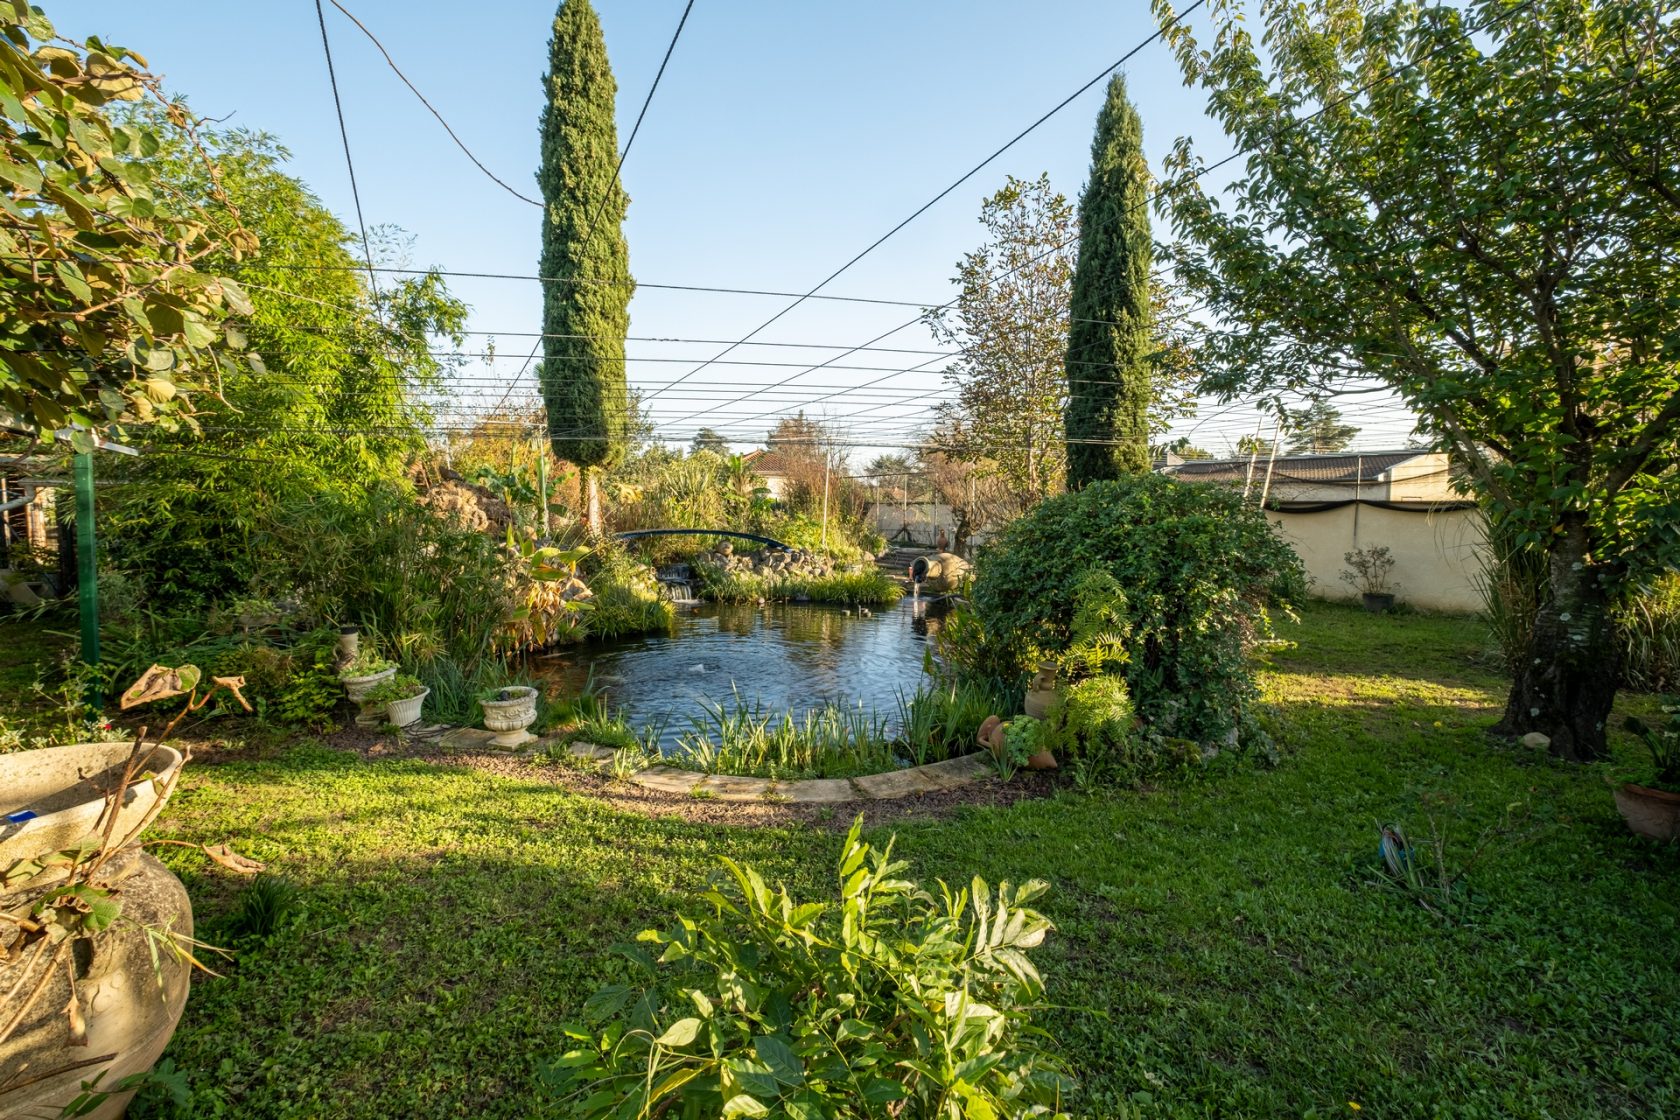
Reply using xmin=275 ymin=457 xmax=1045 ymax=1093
xmin=1 ymin=743 xmax=194 ymax=1120
xmin=1023 ymin=661 xmax=1059 ymax=720
xmin=1613 ymin=782 xmax=1680 ymax=842
xmin=385 ymin=687 xmax=430 ymax=730
xmin=480 ymin=686 xmax=539 ymax=749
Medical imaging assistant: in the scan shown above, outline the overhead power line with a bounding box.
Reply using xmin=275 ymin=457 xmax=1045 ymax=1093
xmin=313 ymin=0 xmax=379 ymax=299
xmin=639 ymin=0 xmax=1208 ymax=407
xmin=325 ymin=0 xmax=542 ymax=207
xmin=692 ymin=0 xmax=1543 ymax=437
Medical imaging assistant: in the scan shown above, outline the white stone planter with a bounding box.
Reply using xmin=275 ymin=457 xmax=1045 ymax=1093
xmin=2 ymin=744 xmax=194 ymax=1120
xmin=384 ymin=687 xmax=430 ymax=729
xmin=480 ymin=686 xmax=539 ymax=749
xmin=340 ymin=665 xmax=396 ymax=703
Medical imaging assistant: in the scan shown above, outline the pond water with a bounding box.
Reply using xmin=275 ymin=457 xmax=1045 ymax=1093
xmin=527 ymin=596 xmax=941 ymax=748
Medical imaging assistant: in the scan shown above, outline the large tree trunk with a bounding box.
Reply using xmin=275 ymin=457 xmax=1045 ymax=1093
xmin=583 ymin=468 xmax=602 ymax=535
xmin=1495 ymin=515 xmax=1620 ymax=761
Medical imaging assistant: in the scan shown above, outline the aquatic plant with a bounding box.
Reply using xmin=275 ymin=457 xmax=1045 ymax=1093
xmin=696 ymin=567 xmax=903 ymax=606
xmin=896 ymin=679 xmax=1010 ymax=765
xmin=672 ymin=693 xmax=897 ymax=780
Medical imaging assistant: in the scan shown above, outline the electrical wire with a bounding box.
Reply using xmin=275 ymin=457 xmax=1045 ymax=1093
xmin=313 ymin=0 xmax=379 ymax=300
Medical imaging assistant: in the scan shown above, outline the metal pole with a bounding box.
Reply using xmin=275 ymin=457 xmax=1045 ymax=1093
xmin=1258 ymin=417 xmax=1283 ymax=508
xmin=820 ymin=461 xmax=830 ymax=550
xmin=536 ymin=439 xmax=549 ymax=537
xmin=74 ymin=450 xmax=99 ymax=673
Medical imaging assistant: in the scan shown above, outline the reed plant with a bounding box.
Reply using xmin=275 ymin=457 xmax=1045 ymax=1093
xmin=671 ymin=692 xmax=897 ymax=779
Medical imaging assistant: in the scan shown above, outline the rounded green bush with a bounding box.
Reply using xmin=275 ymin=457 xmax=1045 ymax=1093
xmin=970 ymin=473 xmax=1304 ymax=746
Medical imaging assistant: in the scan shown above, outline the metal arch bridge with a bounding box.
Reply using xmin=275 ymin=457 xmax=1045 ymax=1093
xmin=614 ymin=528 xmax=793 ymax=551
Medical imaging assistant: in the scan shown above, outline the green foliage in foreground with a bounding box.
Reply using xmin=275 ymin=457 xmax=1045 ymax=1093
xmin=21 ymin=604 xmax=1673 ymax=1118
xmin=697 ymin=568 xmax=904 ymax=606
xmin=548 ymin=817 xmax=1071 ymax=1118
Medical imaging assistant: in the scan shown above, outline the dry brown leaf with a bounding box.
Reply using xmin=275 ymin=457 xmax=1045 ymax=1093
xmin=201 ymin=843 xmax=263 ymax=875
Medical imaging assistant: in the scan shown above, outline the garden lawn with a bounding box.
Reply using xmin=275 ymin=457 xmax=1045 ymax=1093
xmin=13 ymin=603 xmax=1678 ymax=1118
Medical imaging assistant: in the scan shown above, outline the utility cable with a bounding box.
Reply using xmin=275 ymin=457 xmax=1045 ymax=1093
xmin=313 ymin=0 xmax=379 ymax=301
xmin=638 ymin=0 xmax=1208 ymax=407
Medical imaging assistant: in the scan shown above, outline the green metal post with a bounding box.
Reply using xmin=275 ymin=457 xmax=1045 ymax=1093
xmin=74 ymin=450 xmax=99 ymax=672
xmin=536 ymin=441 xmax=550 ymax=537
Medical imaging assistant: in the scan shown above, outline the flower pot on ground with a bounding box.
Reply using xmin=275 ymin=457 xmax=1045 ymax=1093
xmin=365 ymin=675 xmax=429 ymax=729
xmin=480 ymin=686 xmax=540 ymax=749
xmin=1618 ymin=704 xmax=1680 ymax=842
xmin=1341 ymin=545 xmax=1399 ymax=612
xmin=339 ymin=650 xmax=397 ymax=704
xmin=1362 ymin=591 xmax=1397 ymax=613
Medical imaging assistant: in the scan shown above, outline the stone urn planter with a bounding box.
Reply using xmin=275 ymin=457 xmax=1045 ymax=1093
xmin=1 ymin=743 xmax=195 ymax=1120
xmin=1613 ymin=783 xmax=1680 ymax=842
xmin=480 ymin=686 xmax=539 ymax=749
xmin=384 ymin=687 xmax=430 ymax=729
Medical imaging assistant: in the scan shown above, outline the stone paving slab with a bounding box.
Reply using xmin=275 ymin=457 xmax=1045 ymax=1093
xmin=849 ymin=766 xmax=942 ymax=800
xmin=777 ymin=778 xmax=858 ymax=803
xmin=692 ymin=773 xmax=773 ymax=801
xmin=566 ymin=741 xmax=617 ymax=762
xmin=439 ymin=727 xmax=498 ymax=752
xmin=631 ymin=766 xmax=705 ymax=795
xmin=913 ymin=753 xmax=992 ymax=790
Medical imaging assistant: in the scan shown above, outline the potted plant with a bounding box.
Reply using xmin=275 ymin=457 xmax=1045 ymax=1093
xmin=365 ymin=674 xmax=429 ymax=730
xmin=480 ymin=685 xmax=540 ymax=749
xmin=338 ymin=648 xmax=397 ymax=704
xmin=1617 ymin=703 xmax=1680 ymax=842
xmin=976 ymin=714 xmax=1056 ymax=775
xmin=1341 ymin=545 xmax=1398 ymax=612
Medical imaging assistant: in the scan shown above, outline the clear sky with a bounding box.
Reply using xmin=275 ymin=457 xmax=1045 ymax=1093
xmin=67 ymin=0 xmax=1418 ymax=464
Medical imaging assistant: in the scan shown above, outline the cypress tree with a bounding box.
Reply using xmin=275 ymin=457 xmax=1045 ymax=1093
xmin=539 ymin=0 xmax=631 ymax=531
xmin=1065 ymin=74 xmax=1153 ymax=484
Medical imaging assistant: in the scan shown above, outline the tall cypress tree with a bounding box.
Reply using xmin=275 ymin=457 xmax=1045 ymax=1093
xmin=539 ymin=0 xmax=631 ymax=532
xmin=1065 ymin=74 xmax=1153 ymax=484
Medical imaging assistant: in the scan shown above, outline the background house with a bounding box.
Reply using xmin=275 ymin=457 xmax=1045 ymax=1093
xmin=1165 ymin=450 xmax=1488 ymax=613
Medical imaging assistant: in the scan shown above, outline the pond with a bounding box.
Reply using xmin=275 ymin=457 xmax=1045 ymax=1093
xmin=528 ymin=596 xmax=941 ymax=748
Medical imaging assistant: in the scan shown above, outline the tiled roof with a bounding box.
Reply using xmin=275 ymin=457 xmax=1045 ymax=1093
xmin=1166 ymin=450 xmax=1428 ymax=485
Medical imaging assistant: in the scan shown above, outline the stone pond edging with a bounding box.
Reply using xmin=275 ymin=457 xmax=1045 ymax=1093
xmin=426 ymin=726 xmax=994 ymax=802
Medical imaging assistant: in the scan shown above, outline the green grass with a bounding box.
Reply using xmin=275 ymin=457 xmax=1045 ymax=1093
xmin=6 ymin=603 xmax=1677 ymax=1117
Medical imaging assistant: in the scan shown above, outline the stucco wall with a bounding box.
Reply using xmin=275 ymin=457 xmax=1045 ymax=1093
xmin=1268 ymin=503 xmax=1488 ymax=614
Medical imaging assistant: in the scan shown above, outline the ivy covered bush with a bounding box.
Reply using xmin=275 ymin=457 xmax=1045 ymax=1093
xmin=549 ymin=818 xmax=1073 ymax=1119
xmin=971 ymin=474 xmax=1304 ymax=749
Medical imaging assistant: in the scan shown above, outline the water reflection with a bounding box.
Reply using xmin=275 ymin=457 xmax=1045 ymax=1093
xmin=526 ymin=597 xmax=934 ymax=748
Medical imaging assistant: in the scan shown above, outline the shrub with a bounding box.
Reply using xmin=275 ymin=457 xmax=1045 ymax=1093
xmin=1046 ymin=675 xmax=1133 ymax=763
xmin=969 ymin=473 xmax=1304 ymax=747
xmin=1619 ymin=573 xmax=1680 ymax=693
xmin=579 ymin=542 xmax=676 ymax=641
xmin=548 ymin=818 xmax=1073 ymax=1119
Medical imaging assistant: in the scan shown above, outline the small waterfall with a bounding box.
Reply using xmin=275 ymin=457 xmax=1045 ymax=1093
xmin=656 ymin=562 xmax=700 ymax=604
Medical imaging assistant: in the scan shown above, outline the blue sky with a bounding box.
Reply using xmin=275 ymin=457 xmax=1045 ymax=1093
xmin=67 ymin=0 xmax=1416 ymax=462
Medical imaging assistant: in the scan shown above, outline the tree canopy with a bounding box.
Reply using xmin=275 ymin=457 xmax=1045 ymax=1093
xmin=1285 ymin=401 xmax=1360 ymax=454
xmin=1065 ymin=75 xmax=1154 ymax=483
xmin=538 ymin=0 xmax=631 ymax=530
xmin=1154 ymin=0 xmax=1680 ymax=758
xmin=0 ymin=6 xmax=255 ymax=442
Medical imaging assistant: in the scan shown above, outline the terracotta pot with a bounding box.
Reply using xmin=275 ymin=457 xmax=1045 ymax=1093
xmin=1026 ymin=749 xmax=1058 ymax=771
xmin=1613 ymin=782 xmax=1680 ymax=842
xmin=1023 ymin=689 xmax=1059 ymax=720
xmin=976 ymin=715 xmax=1005 ymax=756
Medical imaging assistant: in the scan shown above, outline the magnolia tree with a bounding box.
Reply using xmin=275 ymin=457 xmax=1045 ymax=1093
xmin=1153 ymin=0 xmax=1679 ymax=760
xmin=0 ymin=4 xmax=254 ymax=441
